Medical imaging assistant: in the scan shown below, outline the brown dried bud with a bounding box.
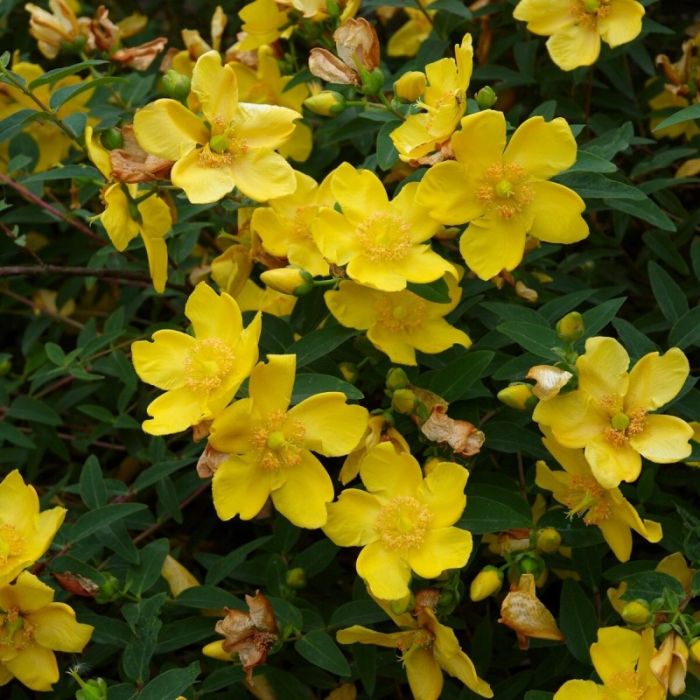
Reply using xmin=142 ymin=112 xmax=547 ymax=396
xmin=52 ymin=571 xmax=99 ymax=597
xmin=197 ymin=443 xmax=228 ymax=478
xmin=308 ymin=48 xmax=359 ymax=85
xmin=420 ymin=404 xmax=485 ymax=457
xmin=333 ymin=17 xmax=380 ymax=72
xmin=109 ymin=125 xmax=173 ymax=183
xmin=111 ymin=37 xmax=168 ymax=71
xmin=90 ymin=6 xmax=120 ymax=51
xmin=526 ymin=365 xmax=573 ymax=401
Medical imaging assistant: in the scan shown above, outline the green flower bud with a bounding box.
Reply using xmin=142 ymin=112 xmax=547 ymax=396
xmin=386 ymin=367 xmax=410 ymax=391
xmin=360 ymin=67 xmax=385 ymax=96
xmin=392 ymin=388 xmax=416 ymax=415
xmin=621 ymin=600 xmax=651 ymax=625
xmin=556 ymin=311 xmax=584 ymax=342
xmin=286 ymin=567 xmax=306 ymax=590
xmin=536 ymin=527 xmax=562 ymax=554
xmin=76 ymin=678 xmax=108 ymax=700
xmin=95 ymin=572 xmax=120 ymax=604
xmin=161 ymin=69 xmax=191 ymax=102
xmin=304 ymin=90 xmax=347 ymax=116
xmin=100 ymin=127 xmax=123 ymax=150
xmin=475 ymin=86 xmax=497 ymax=109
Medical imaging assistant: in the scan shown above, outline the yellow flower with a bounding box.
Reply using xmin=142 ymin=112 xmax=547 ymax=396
xmin=0 ymin=470 xmax=65 ymax=587
xmin=325 ymin=274 xmax=471 ymax=365
xmin=416 ymin=110 xmax=588 ymax=280
xmin=208 ymin=354 xmax=368 ymax=528
xmin=533 ymin=337 xmax=693 ymax=488
xmin=336 ymin=592 xmax=492 ymax=699
xmin=649 ymin=91 xmax=700 ymax=141
xmin=649 ymin=632 xmax=689 ymax=697
xmin=233 ymin=46 xmax=313 ymax=162
xmin=394 ymin=70 xmax=428 ymax=102
xmin=554 ymin=627 xmax=665 ymax=700
xmin=387 ymin=2 xmax=435 ymax=57
xmin=235 ymin=0 xmax=289 ymax=52
xmin=252 ymin=170 xmax=334 ymax=277
xmin=535 ymin=429 xmax=662 ymax=562
xmin=236 ymin=279 xmax=297 ymax=317
xmin=161 ymin=555 xmax=200 ymax=597
xmin=133 ymin=51 xmax=299 ymax=204
xmin=0 ymin=571 xmax=93 ymax=692
xmin=513 ymin=0 xmax=645 ymax=72
xmin=312 ymin=162 xmax=453 ymax=291
xmin=324 ymin=443 xmax=472 ymax=600
xmin=390 ymin=34 xmax=473 ymax=161
xmin=131 ymin=283 xmax=262 ymax=435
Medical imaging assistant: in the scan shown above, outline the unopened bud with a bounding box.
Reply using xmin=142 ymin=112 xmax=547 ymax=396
xmin=161 ymin=69 xmax=191 ymax=101
xmin=95 ymin=572 xmax=120 ymax=604
xmin=304 ymin=90 xmax=347 ymax=116
xmin=690 ymin=639 xmax=700 ymax=664
xmin=386 ymin=367 xmax=410 ymax=391
xmin=469 ymin=566 xmax=503 ymax=601
xmin=260 ymin=267 xmax=313 ymax=296
xmin=360 ymin=67 xmax=385 ymax=96
xmin=394 ymin=71 xmax=426 ymax=102
xmin=286 ymin=567 xmax=306 ymax=590
xmin=392 ymin=388 xmax=416 ymax=414
xmin=339 ymin=362 xmax=358 ymax=383
xmin=100 ymin=127 xmax=123 ymax=150
xmin=556 ymin=311 xmax=584 ymax=342
xmin=621 ymin=600 xmax=651 ymax=625
xmin=76 ymin=678 xmax=108 ymax=700
xmin=475 ymin=86 xmax=497 ymax=109
xmin=536 ymin=527 xmax=562 ymax=554
xmin=497 ymin=383 xmax=535 ymax=411
xmin=517 ymin=554 xmax=544 ymax=578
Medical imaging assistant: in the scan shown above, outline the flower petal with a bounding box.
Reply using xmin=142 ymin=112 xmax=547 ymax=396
xmin=585 ymin=439 xmax=641 ymax=488
xmin=417 ymin=461 xmax=468 ymax=527
xmin=171 ymin=147 xmax=237 ymax=204
xmin=101 ymin=184 xmax=139 ymax=251
xmin=336 ymin=626 xmax=409 ymax=648
xmin=534 ymin=390 xmax=608 ymax=447
xmin=629 ymin=415 xmax=693 ymax=463
xmin=598 ymin=518 xmax=632 ymax=562
xmin=312 ymin=207 xmax=360 ymax=265
xmin=513 ymin=0 xmax=574 ymax=35
xmin=325 ymin=282 xmax=381 ymax=330
xmin=554 ymin=680 xmax=604 ymax=700
xmin=590 ymin=626 xmax=642 ymax=683
xmin=528 ymin=182 xmax=588 ymax=243
xmin=230 ymin=149 xmax=296 ymax=202
xmin=415 ymin=161 xmax=481 ymax=226
xmin=131 ymin=330 xmax=195 ymax=391
xmin=142 ymin=386 xmax=208 ymax=435
xmin=577 ymin=336 xmax=630 ymax=404
xmin=0 ymin=471 xmax=40 ymax=534
xmin=356 ymin=540 xmax=412 ymax=600
xmin=410 ymin=318 xmax=471 ymax=355
xmin=2 ymin=571 xmax=54 ymax=612
xmin=330 ymin=162 xmax=389 ymax=224
xmin=359 ymin=443 xmax=423 ymax=497
xmin=405 ymin=526 xmax=472 ymax=579
xmin=27 ymin=602 xmax=93 ymax=652
xmin=141 ymin=233 xmax=168 ymax=294
xmin=390 ymin=181 xmax=442 ymax=243
xmin=546 ymin=24 xmax=601 ymax=72
xmin=625 ymin=348 xmax=690 ymax=413
xmin=208 ymin=398 xmax=255 ymax=453
xmin=212 ymin=454 xmax=272 ymax=521
xmin=598 ymin=0 xmax=644 ymax=48
xmin=324 ymin=489 xmax=382 ymax=546
xmin=191 ymin=50 xmax=238 ymax=126
xmin=405 ymin=646 xmax=444 ymax=700
xmin=236 ymin=103 xmax=300 ymax=149
xmin=452 ymin=109 xmax=507 ymax=170
xmin=367 ymin=325 xmax=418 ymax=366
xmin=3 ymin=645 xmax=58 ymax=692
xmin=249 ymin=354 xmax=295 ymax=416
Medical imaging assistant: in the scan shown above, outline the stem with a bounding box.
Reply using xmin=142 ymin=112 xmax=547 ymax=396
xmin=378 ymin=92 xmax=405 ymax=120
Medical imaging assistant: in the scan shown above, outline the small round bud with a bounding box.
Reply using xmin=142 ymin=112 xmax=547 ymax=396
xmin=260 ymin=267 xmax=313 ymax=296
xmin=95 ymin=573 xmax=120 ymax=604
xmin=286 ymin=567 xmax=306 ymax=590
xmin=0 ymin=356 xmax=11 ymax=376
xmin=690 ymin=639 xmax=700 ymax=664
xmin=161 ymin=69 xmax=191 ymax=101
xmin=556 ymin=311 xmax=584 ymax=342
xmin=386 ymin=367 xmax=410 ymax=391
xmin=394 ymin=71 xmax=426 ymax=102
xmin=100 ymin=127 xmax=123 ymax=150
xmin=497 ymin=383 xmax=535 ymax=411
xmin=621 ymin=600 xmax=651 ymax=625
xmin=536 ymin=527 xmax=562 ymax=554
xmin=76 ymin=678 xmax=108 ymax=700
xmin=339 ymin=362 xmax=358 ymax=383
xmin=469 ymin=566 xmax=503 ymax=601
xmin=360 ymin=67 xmax=385 ymax=96
xmin=475 ymin=86 xmax=497 ymax=109
xmin=392 ymin=388 xmax=416 ymax=415
xmin=517 ymin=554 xmax=544 ymax=578
xmin=303 ymin=90 xmax=347 ymax=116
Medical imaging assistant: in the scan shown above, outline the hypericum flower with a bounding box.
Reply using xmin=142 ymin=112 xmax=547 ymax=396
xmin=499 ymin=574 xmax=564 ymax=649
xmin=387 ymin=1 xmax=435 ymax=57
xmin=208 ymin=354 xmax=368 ymax=528
xmin=0 ymin=470 xmax=65 ymax=587
xmin=252 ymin=170 xmax=334 ymax=277
xmin=0 ymin=571 xmax=93 ymax=692
xmin=133 ymin=50 xmax=299 ymax=204
xmin=85 ymin=126 xmax=172 ymax=293
xmin=337 ymin=590 xmax=492 ymax=699
xmin=649 ymin=632 xmax=689 ymax=697
xmin=533 ymin=337 xmax=693 ymax=488
xmin=24 ymin=0 xmax=84 ymax=58
xmin=390 ymin=34 xmax=473 ymax=162
xmin=554 ymin=627 xmax=665 ymax=700
xmin=416 ymin=110 xmax=588 ymax=280
xmin=536 ymin=429 xmax=662 ymax=562
xmin=234 ymin=0 xmax=290 ymax=52
xmin=312 ymin=162 xmax=453 ymax=291
xmin=513 ymin=0 xmax=645 ymax=72
xmin=324 ymin=443 xmax=472 ymax=600
xmin=161 ymin=555 xmax=200 ymax=597
xmin=131 ymin=283 xmax=262 ymax=435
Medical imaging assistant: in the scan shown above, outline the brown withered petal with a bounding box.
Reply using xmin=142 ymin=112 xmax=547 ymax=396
xmin=650 ymin=632 xmax=689 ymax=697
xmin=420 ymin=404 xmax=485 ymax=457
xmin=196 ymin=443 xmax=228 ymax=478
xmin=413 ymin=588 xmax=440 ymax=614
xmin=308 ymin=48 xmax=359 ymax=86
xmin=333 ymin=17 xmax=380 ymax=72
xmin=111 ymin=37 xmax=168 ymax=71
xmin=246 ymin=591 xmax=278 ymax=633
xmin=109 ymin=125 xmax=173 ymax=183
xmin=90 ymin=5 xmax=120 ymax=52
xmin=52 ymin=571 xmax=100 ymax=597
xmin=526 ymin=365 xmax=573 ymax=401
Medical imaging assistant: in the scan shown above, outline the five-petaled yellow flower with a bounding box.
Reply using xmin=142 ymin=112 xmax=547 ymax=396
xmin=312 ymin=162 xmax=454 ymax=291
xmin=554 ymin=626 xmax=664 ymax=700
xmin=513 ymin=0 xmax=645 ymax=72
xmin=208 ymin=354 xmax=368 ymax=529
xmin=131 ymin=282 xmax=262 ymax=435
xmin=324 ymin=443 xmax=472 ymax=600
xmin=325 ymin=273 xmax=471 ymax=366
xmin=133 ymin=50 xmax=299 ymax=204
xmin=337 ymin=591 xmax=492 ymax=699
xmin=536 ymin=429 xmax=662 ymax=562
xmin=534 ymin=337 xmax=693 ymax=488
xmin=416 ymin=110 xmax=589 ymax=280
xmin=0 ymin=571 xmax=93 ymax=692
xmin=0 ymin=470 xmax=65 ymax=587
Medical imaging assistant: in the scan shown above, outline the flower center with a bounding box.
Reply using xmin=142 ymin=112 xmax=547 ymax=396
xmin=599 ymin=396 xmax=647 ymax=447
xmin=291 ymin=206 xmax=315 ymax=243
xmin=355 ymin=212 xmax=412 ymax=263
xmin=572 ymin=0 xmax=610 ymax=27
xmin=250 ymin=409 xmax=306 ymax=471
xmin=375 ymin=496 xmax=432 ymax=550
xmin=562 ymin=475 xmax=611 ymax=524
xmin=0 ymin=608 xmax=34 ymax=651
xmin=605 ymin=670 xmax=645 ymax=700
xmin=477 ymin=162 xmax=534 ymax=219
xmin=199 ymin=130 xmax=249 ymax=167
xmin=0 ymin=523 xmax=24 ymax=568
xmin=374 ymin=293 xmax=427 ymax=333
xmin=184 ymin=338 xmax=236 ymax=393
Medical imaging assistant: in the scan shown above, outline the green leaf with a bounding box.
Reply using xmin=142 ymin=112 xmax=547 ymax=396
xmin=291 ymin=373 xmax=363 ymax=403
xmin=8 ymin=396 xmax=61 ymax=426
xmin=669 ymin=307 xmax=700 ymax=349
xmin=288 ymin=326 xmax=357 ymax=368
xmin=376 ymin=119 xmax=400 ymax=171
xmin=654 ymin=102 xmax=700 ymax=131
xmin=496 ymin=322 xmax=560 ymax=359
xmin=27 ymin=60 xmax=107 ymax=90
xmin=295 ymin=630 xmax=351 ymax=676
xmin=559 ymin=580 xmax=597 ymax=663
xmin=556 ymin=172 xmax=645 ymax=200
xmin=605 ymin=195 xmax=675 ymax=231
xmin=21 ymin=164 xmax=102 ymax=184
xmin=131 ymin=661 xmax=200 ymax=700
xmin=648 ymin=261 xmax=688 ymax=324
xmin=175 ymin=585 xmax=243 ymax=609
xmin=612 ymin=318 xmax=657 ymax=358
xmin=0 ymin=422 xmax=36 ymax=448
xmin=407 ymin=277 xmax=451 ymax=303
xmin=329 ymin=600 xmax=388 ymax=629
xmin=127 ymin=539 xmax=169 ymax=596
xmin=580 ymin=297 xmax=625 ymax=338
xmin=68 ymin=503 xmax=147 ymax=544
xmin=431 ymin=0 xmax=472 ymax=17
xmin=566 ymin=150 xmax=617 ymax=174
xmin=122 ymin=594 xmax=166 ymax=684
xmin=416 ymin=350 xmax=494 ymax=402
xmin=459 ymin=484 xmax=532 ymax=534
xmin=49 ymin=76 xmax=125 ymax=110
xmin=79 ymin=455 xmax=107 ymax=509
xmin=619 ymin=571 xmax=684 ymax=602
xmin=205 ymin=536 xmax=272 ymax=586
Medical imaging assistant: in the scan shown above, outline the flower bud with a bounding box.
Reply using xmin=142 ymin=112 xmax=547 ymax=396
xmin=260 ymin=268 xmax=313 ymax=296
xmin=339 ymin=362 xmax=358 ymax=383
xmin=392 ymin=388 xmax=416 ymax=414
xmin=360 ymin=67 xmax=385 ymax=96
xmin=470 ymin=566 xmax=503 ymax=601
xmin=690 ymin=639 xmax=700 ymax=664
xmin=556 ymin=311 xmax=584 ymax=342
xmin=517 ymin=554 xmax=545 ymax=578
xmin=536 ymin=527 xmax=562 ymax=554
xmin=76 ymin=678 xmax=108 ymax=700
xmin=286 ymin=567 xmax=307 ymax=590
xmin=100 ymin=127 xmax=123 ymax=150
xmin=386 ymin=367 xmax=410 ymax=391
xmin=475 ymin=86 xmax=497 ymax=109
xmin=497 ymin=383 xmax=535 ymax=410
xmin=621 ymin=599 xmax=652 ymax=625
xmin=95 ymin=573 xmax=120 ymax=604
xmin=304 ymin=90 xmax=347 ymax=116
xmin=394 ymin=71 xmax=426 ymax=102
xmin=161 ymin=69 xmax=191 ymax=101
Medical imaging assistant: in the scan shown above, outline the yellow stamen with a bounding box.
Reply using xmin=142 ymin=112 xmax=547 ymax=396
xmin=375 ymin=496 xmax=432 ymax=550
xmin=184 ymin=338 xmax=236 ymax=393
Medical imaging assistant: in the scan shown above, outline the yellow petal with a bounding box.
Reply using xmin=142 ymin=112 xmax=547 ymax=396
xmin=134 ymin=98 xmax=208 ymax=160
xmin=625 ymin=348 xmax=690 ymax=413
xmin=191 ymin=50 xmax=238 ymax=126
xmin=409 ymin=318 xmax=472 ymax=355
xmin=528 ymin=182 xmax=588 ymax=243
xmin=212 ymin=454 xmax=272 ymax=521
xmin=161 ymin=554 xmax=200 ymax=596
xmin=504 ymin=116 xmax=577 ymax=180
xmin=367 ymin=325 xmax=418 ymax=366
xmin=84 ymin=125 xmax=111 ymax=179
xmin=336 ymin=626 xmax=409 ymax=648
xmin=577 ymin=336 xmax=630 ymax=403
xmin=541 ymin=429 xmax=591 ymax=475
xmin=406 ymin=527 xmax=472 ymax=579
xmin=513 ymin=0 xmax=574 ymax=35
xmin=585 ymin=439 xmax=641 ymax=488
xmin=415 ymin=161 xmax=481 ymax=226
xmin=101 ymin=184 xmax=139 ymax=251
xmin=359 ymin=443 xmax=422 ymax=497
xmin=330 ymin=162 xmax=389 ymax=224
xmin=312 ymin=207 xmax=360 ymax=265
xmin=171 ymin=147 xmax=237 ymax=204
xmin=629 ymin=415 xmax=693 ymax=463
xmin=452 ymin=109 xmax=507 ymax=171
xmin=405 ymin=646 xmax=444 ymax=700
xmin=3 ymin=645 xmax=58 ymax=692
xmin=590 ymin=626 xmax=642 ymax=683
xmin=1 ymin=571 xmax=54 ymax=612
xmin=356 ymin=540 xmax=412 ymax=600
xmin=142 ymin=386 xmax=208 ymax=435
xmin=249 ymin=354 xmax=295 ymax=416
xmin=324 ymin=489 xmax=383 ymax=546
xmin=208 ymin=398 xmax=255 ymax=453
xmin=598 ymin=0 xmax=644 ymax=48
xmin=546 ymin=23 xmax=601 ymax=71
xmin=553 ymin=680 xmax=604 ymax=700
xmin=534 ymin=390 xmax=608 ymax=446
xmin=279 ymin=122 xmax=313 ymax=163
xmin=142 ymin=233 xmax=168 ymax=294
xmin=28 ymin=602 xmax=93 ymax=652
xmin=417 ymin=461 xmax=468 ymax=527
xmin=230 ymin=149 xmax=297 ymax=202
xmin=131 ymin=329 xmax=195 ymax=390
xmin=390 ymin=182 xmax=442 ymax=243
xmin=236 ymin=103 xmax=300 ymax=150
xmin=0 ymin=471 xmax=40 ymax=534
xmin=202 ymin=640 xmax=232 ymax=661
xmin=325 ymin=282 xmax=381 ymax=330
xmin=657 ymin=553 xmax=693 ymax=591
xmin=598 ymin=518 xmax=633 ymax=562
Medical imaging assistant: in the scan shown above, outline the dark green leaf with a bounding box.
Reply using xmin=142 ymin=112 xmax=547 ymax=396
xmin=416 ymin=350 xmax=494 ymax=401
xmin=648 ymin=261 xmax=688 ymax=324
xmin=295 ymin=630 xmax=351 ymax=676
xmin=559 ymin=580 xmax=597 ymax=663
xmin=459 ymin=484 xmax=532 ymax=534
